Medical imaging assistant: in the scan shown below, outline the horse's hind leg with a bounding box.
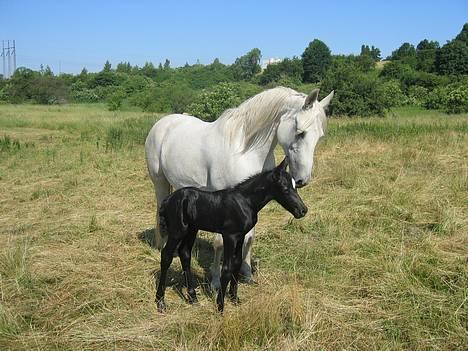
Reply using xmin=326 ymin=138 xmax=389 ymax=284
xmin=153 ymin=176 xmax=171 ymax=250
xmin=155 ymin=237 xmax=179 ymax=312
xmin=178 ymin=229 xmax=198 ymax=304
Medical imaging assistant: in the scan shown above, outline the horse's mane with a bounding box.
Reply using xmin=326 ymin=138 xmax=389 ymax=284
xmin=216 ymin=87 xmax=305 ymax=153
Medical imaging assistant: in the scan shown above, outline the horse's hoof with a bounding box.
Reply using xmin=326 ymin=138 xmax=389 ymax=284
xmin=229 ymin=296 xmax=241 ymax=305
xmin=156 ymin=300 xmax=166 ymax=313
xmin=210 ymin=278 xmax=221 ymax=291
xmin=240 ymin=275 xmax=257 ymax=285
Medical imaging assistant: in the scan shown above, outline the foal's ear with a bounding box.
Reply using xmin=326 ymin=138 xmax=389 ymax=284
xmin=277 ymin=157 xmax=289 ymax=171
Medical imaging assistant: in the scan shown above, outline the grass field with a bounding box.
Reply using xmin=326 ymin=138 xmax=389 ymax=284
xmin=0 ymin=104 xmax=467 ymax=350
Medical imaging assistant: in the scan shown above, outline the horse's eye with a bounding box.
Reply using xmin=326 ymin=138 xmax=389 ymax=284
xmin=297 ymin=131 xmax=306 ymax=139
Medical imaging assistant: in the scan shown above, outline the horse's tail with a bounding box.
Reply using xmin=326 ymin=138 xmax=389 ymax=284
xmin=159 ymin=197 xmax=169 ymax=238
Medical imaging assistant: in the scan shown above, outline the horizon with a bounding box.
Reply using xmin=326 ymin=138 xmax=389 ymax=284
xmin=1 ymin=0 xmax=467 ymax=74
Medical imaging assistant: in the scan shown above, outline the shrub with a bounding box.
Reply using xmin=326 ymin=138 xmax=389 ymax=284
xmin=407 ymin=85 xmax=428 ymax=106
xmin=445 ymin=85 xmax=468 ymax=113
xmin=107 ymin=89 xmax=126 ymax=111
xmin=187 ymin=82 xmax=242 ymax=121
xmin=378 ymin=80 xmax=405 ymax=108
xmin=321 ymin=61 xmax=388 ymax=116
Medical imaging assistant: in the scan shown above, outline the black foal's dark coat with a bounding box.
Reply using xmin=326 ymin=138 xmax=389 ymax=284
xmin=155 ymin=157 xmax=307 ymax=312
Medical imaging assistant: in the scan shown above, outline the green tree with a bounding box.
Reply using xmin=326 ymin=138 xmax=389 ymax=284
xmin=360 ymin=44 xmax=381 ymax=62
xmin=258 ymin=57 xmax=303 ymax=85
xmin=302 ymin=39 xmax=331 ymax=83
xmin=103 ymin=60 xmax=112 ymax=72
xmin=416 ymin=39 xmax=439 ymax=72
xmin=141 ymin=62 xmax=158 ymax=78
xmin=231 ymin=48 xmax=262 ymax=80
xmin=390 ymin=42 xmax=417 ymax=67
xmin=116 ymin=61 xmax=132 ymax=74
xmin=163 ymin=59 xmax=171 ymax=70
xmin=435 ymin=24 xmax=468 ymax=75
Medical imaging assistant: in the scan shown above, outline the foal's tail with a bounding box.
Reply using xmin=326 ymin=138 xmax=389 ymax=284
xmin=159 ymin=197 xmax=169 ymax=238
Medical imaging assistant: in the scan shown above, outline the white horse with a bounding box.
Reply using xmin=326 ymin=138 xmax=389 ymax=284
xmin=145 ymin=86 xmax=333 ymax=288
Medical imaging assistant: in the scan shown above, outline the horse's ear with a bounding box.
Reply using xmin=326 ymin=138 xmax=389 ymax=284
xmin=303 ymin=88 xmax=320 ymax=109
xmin=320 ymin=90 xmax=334 ymax=111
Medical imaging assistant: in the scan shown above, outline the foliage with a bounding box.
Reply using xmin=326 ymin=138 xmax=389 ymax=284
xmin=390 ymin=42 xmax=417 ymax=67
xmin=302 ymin=39 xmax=332 ymax=83
xmin=258 ymin=57 xmax=303 ymax=85
xmin=360 ymin=44 xmax=381 ymax=62
xmin=435 ymin=40 xmax=468 ymax=75
xmin=1 ymin=24 xmax=467 ymax=117
xmin=415 ymin=39 xmax=439 ymax=72
xmin=231 ymin=48 xmax=262 ymax=80
xmin=187 ymin=82 xmax=243 ymax=121
xmin=321 ymin=60 xmax=388 ymax=116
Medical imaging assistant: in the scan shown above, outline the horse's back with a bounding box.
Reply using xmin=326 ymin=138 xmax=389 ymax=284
xmin=145 ymin=114 xmax=209 ymax=182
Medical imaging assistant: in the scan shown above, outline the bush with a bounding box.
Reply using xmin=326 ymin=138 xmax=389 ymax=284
xmin=107 ymin=89 xmax=126 ymax=111
xmin=187 ymin=82 xmax=242 ymax=121
xmin=407 ymin=85 xmax=428 ymax=106
xmin=446 ymin=85 xmax=468 ymax=113
xmin=378 ymin=80 xmax=405 ymax=108
xmin=321 ymin=61 xmax=388 ymax=116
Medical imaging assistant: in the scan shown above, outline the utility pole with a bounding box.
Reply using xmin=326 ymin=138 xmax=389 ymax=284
xmin=1 ymin=40 xmax=17 ymax=79
xmin=7 ymin=40 xmax=11 ymax=78
xmin=1 ymin=41 xmax=5 ymax=79
xmin=12 ymin=40 xmax=16 ymax=74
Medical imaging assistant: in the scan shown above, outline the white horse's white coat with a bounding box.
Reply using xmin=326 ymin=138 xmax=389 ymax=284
xmin=145 ymin=86 xmax=333 ymax=288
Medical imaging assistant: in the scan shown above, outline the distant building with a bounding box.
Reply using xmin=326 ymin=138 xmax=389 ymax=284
xmin=261 ymin=57 xmax=283 ymax=70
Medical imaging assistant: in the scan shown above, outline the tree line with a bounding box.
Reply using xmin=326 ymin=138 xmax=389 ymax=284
xmin=0 ymin=23 xmax=467 ymax=118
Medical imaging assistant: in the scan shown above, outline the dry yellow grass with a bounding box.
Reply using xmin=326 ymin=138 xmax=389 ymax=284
xmin=0 ymin=104 xmax=467 ymax=350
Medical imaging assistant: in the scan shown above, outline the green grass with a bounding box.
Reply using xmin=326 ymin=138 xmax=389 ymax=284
xmin=0 ymin=104 xmax=467 ymax=350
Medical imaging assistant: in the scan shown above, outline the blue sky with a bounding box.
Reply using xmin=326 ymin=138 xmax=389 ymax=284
xmin=1 ymin=0 xmax=467 ymax=73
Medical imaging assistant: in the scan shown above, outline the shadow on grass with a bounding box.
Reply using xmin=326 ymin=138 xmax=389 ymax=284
xmin=138 ymin=228 xmax=216 ymax=300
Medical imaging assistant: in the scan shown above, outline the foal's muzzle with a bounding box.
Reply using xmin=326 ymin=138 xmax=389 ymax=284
xmin=293 ymin=206 xmax=308 ymax=219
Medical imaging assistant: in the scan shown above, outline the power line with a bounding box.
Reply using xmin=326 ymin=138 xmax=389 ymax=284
xmin=1 ymin=39 xmax=16 ymax=79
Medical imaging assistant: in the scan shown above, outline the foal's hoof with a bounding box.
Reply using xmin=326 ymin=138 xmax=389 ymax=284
xmin=156 ymin=300 xmax=166 ymax=313
xmin=188 ymin=295 xmax=198 ymax=305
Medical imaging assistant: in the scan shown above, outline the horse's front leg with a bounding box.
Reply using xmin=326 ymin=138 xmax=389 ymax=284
xmin=240 ymin=227 xmax=255 ymax=284
xmin=228 ymin=235 xmax=244 ymax=304
xmin=210 ymin=234 xmax=223 ymax=290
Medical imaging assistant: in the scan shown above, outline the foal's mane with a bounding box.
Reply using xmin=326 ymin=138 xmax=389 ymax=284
xmin=217 ymin=87 xmax=305 ymax=153
xmin=231 ymin=167 xmax=274 ymax=193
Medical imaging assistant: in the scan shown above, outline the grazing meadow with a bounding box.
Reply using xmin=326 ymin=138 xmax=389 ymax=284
xmin=0 ymin=104 xmax=466 ymax=350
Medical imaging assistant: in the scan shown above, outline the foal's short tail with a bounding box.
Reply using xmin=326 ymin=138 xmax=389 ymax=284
xmin=159 ymin=197 xmax=169 ymax=238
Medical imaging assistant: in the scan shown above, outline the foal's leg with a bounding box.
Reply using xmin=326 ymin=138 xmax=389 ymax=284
xmin=216 ymin=235 xmax=239 ymax=312
xmin=178 ymin=229 xmax=198 ymax=304
xmin=240 ymin=227 xmax=255 ymax=283
xmin=228 ymin=235 xmax=244 ymax=304
xmin=155 ymin=238 xmax=179 ymax=312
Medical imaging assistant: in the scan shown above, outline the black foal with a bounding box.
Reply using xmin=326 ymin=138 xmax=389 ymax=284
xmin=155 ymin=157 xmax=307 ymax=312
